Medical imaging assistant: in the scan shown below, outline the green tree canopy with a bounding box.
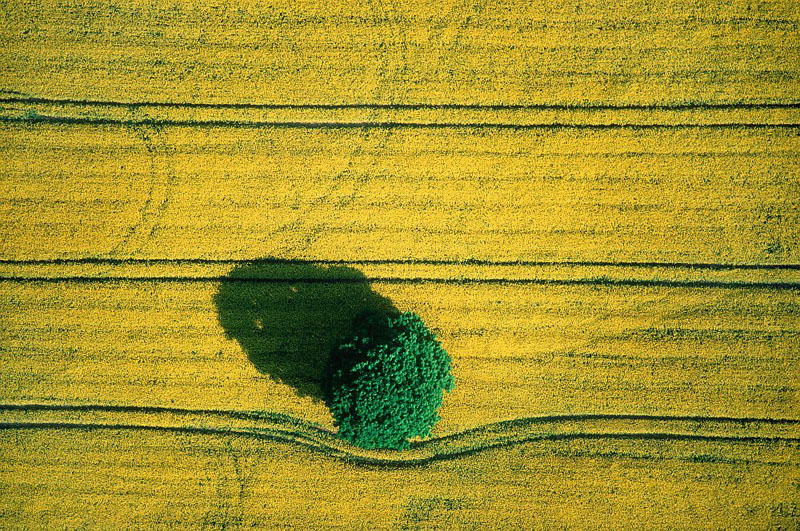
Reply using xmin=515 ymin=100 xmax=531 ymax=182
xmin=323 ymin=310 xmax=455 ymax=450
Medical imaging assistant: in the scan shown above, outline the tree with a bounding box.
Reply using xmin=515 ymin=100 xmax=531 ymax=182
xmin=322 ymin=310 xmax=455 ymax=450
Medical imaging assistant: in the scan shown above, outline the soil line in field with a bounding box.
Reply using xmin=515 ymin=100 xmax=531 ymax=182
xmin=1 ymin=405 xmax=798 ymax=469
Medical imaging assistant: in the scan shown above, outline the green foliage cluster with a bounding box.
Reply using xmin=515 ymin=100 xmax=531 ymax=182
xmin=323 ymin=310 xmax=455 ymax=450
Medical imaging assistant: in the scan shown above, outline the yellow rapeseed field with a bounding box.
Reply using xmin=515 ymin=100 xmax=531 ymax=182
xmin=2 ymin=121 xmax=798 ymax=262
xmin=2 ymin=427 xmax=799 ymax=528
xmin=0 ymin=0 xmax=798 ymax=528
xmin=1 ymin=0 xmax=799 ymax=105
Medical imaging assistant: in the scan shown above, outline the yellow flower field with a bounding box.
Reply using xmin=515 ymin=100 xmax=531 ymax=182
xmin=3 ymin=427 xmax=798 ymax=529
xmin=2 ymin=0 xmax=799 ymax=105
xmin=0 ymin=0 xmax=798 ymax=528
xmin=2 ymin=121 xmax=798 ymax=262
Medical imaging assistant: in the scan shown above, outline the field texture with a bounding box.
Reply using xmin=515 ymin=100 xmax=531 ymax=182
xmin=1 ymin=0 xmax=799 ymax=528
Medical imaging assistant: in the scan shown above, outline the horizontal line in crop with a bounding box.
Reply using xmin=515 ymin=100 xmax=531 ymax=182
xmin=3 ymin=96 xmax=800 ymax=111
xmin=0 ymin=276 xmax=797 ymax=290
xmin=5 ymin=115 xmax=800 ymax=129
xmin=1 ymin=258 xmax=798 ymax=270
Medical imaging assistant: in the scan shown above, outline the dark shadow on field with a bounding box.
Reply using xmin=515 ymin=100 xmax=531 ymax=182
xmin=214 ymin=261 xmax=397 ymax=402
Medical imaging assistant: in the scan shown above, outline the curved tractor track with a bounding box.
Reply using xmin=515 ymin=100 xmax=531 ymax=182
xmin=2 ymin=403 xmax=798 ymax=469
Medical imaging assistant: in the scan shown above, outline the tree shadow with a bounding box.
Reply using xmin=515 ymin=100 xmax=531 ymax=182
xmin=214 ymin=261 xmax=398 ymax=402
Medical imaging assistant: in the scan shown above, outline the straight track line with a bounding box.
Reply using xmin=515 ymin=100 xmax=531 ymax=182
xmin=0 ymin=276 xmax=797 ymax=289
xmin=3 ymin=115 xmax=799 ymax=129
xmin=1 ymin=258 xmax=798 ymax=270
xmin=3 ymin=96 xmax=800 ymax=111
